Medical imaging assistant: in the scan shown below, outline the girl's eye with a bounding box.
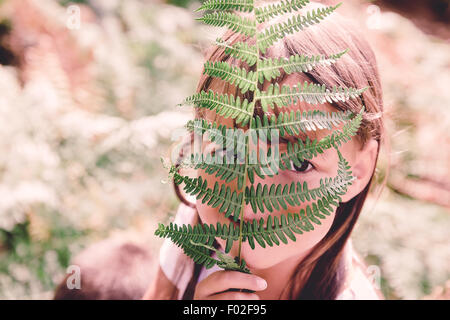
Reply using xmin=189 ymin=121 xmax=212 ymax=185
xmin=212 ymin=148 xmax=240 ymax=161
xmin=289 ymin=159 xmax=314 ymax=173
xmin=213 ymin=148 xmax=228 ymax=158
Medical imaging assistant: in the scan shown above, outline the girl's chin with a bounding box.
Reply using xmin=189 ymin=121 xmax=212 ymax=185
xmin=235 ymin=243 xmax=286 ymax=270
xmin=214 ymin=239 xmax=278 ymax=269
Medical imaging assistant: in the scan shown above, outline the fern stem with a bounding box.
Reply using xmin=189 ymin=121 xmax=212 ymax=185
xmin=237 ymin=125 xmax=250 ymax=263
xmin=237 ymin=19 xmax=260 ymax=265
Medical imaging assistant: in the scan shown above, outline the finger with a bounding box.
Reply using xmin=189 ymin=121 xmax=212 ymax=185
xmin=208 ymin=291 xmax=260 ymax=300
xmin=196 ymin=270 xmax=267 ymax=298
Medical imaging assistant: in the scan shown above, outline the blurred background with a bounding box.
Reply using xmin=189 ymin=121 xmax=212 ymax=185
xmin=0 ymin=0 xmax=448 ymax=299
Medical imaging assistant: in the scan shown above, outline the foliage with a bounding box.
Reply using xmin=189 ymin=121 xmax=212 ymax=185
xmin=154 ymin=0 xmax=367 ymax=273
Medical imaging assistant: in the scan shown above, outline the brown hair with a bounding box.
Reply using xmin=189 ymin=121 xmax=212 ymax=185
xmin=177 ymin=1 xmax=384 ymax=300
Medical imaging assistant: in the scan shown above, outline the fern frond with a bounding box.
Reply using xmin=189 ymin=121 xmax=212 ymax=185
xmin=157 ymin=1 xmax=366 ymax=274
xmin=245 ymin=153 xmax=354 ymax=213
xmin=215 ymin=38 xmax=258 ymax=67
xmin=173 ymin=172 xmax=244 ymax=219
xmin=155 ymin=218 xmax=240 ymax=254
xmin=183 ymin=110 xmax=345 ymax=190
xmin=197 ymin=12 xmax=256 ymax=37
xmin=155 ymin=192 xmax=336 ymax=253
xmin=172 ymin=142 xmax=354 ymax=216
xmin=203 ymin=61 xmax=257 ymax=94
xmin=255 ymin=0 xmax=310 ymax=23
xmin=246 ymin=108 xmax=363 ymax=182
xmin=195 ymin=0 xmax=254 ymax=13
xmin=184 ymin=109 xmax=361 ymax=186
xmin=179 ymin=90 xmax=253 ymax=126
xmin=156 ymin=192 xmax=339 ymax=251
xmin=182 ymin=245 xmax=218 ymax=268
xmin=176 ymin=239 xmax=219 ymax=269
xmin=326 ymin=107 xmax=364 ymax=148
xmin=273 ymin=108 xmax=362 ymax=166
xmin=241 ymin=196 xmax=338 ymax=248
xmin=256 ymin=81 xmax=367 ymax=112
xmin=174 ymin=152 xmax=247 ymax=189
xmin=257 ymin=49 xmax=348 ymax=84
xmin=257 ymin=4 xmax=342 ymax=53
xmin=185 ymin=119 xmax=248 ymax=152
xmin=190 ymin=241 xmax=251 ymax=273
xmin=251 ymin=109 xmax=352 ymax=137
xmin=158 ymin=150 xmax=353 ymax=254
xmin=156 ymin=221 xmax=220 ymax=249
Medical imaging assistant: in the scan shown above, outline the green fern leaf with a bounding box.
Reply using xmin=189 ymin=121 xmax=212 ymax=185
xmin=215 ymin=38 xmax=258 ymax=67
xmin=173 ymin=172 xmax=244 ymax=219
xmin=241 ymin=197 xmax=338 ymax=248
xmin=179 ymin=90 xmax=253 ymax=126
xmin=182 ymin=244 xmax=218 ymax=269
xmin=156 ymin=1 xmax=367 ymax=274
xmin=174 ymin=153 xmax=247 ymax=189
xmin=195 ymin=0 xmax=254 ymax=13
xmin=257 ymin=49 xmax=348 ymax=84
xmin=256 ymin=81 xmax=367 ymax=112
xmin=245 ymin=152 xmax=354 ymax=213
xmin=255 ymin=0 xmax=310 ymax=23
xmin=185 ymin=119 xmax=248 ymax=152
xmin=190 ymin=240 xmax=251 ymax=273
xmin=251 ymin=109 xmax=352 ymax=137
xmin=156 ymin=218 xmax=241 ymax=255
xmin=156 ymin=190 xmax=340 ymax=251
xmin=155 ymin=192 xmax=336 ymax=252
xmin=197 ymin=12 xmax=256 ymax=37
xmin=184 ymin=109 xmax=362 ymax=186
xmin=246 ymin=108 xmax=363 ymax=182
xmin=155 ymin=223 xmax=218 ymax=269
xmin=203 ymin=61 xmax=257 ymax=94
xmin=257 ymin=4 xmax=342 ymax=53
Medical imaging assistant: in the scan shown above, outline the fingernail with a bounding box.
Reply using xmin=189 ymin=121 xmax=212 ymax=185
xmin=257 ymin=278 xmax=267 ymax=289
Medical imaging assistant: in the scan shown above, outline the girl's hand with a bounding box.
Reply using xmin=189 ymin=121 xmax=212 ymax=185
xmin=193 ymin=270 xmax=267 ymax=300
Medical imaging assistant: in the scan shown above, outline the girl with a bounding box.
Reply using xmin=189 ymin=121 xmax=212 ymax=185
xmin=144 ymin=0 xmax=385 ymax=300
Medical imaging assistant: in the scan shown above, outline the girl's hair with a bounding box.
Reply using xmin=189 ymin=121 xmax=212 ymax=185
xmin=176 ymin=1 xmax=384 ymax=300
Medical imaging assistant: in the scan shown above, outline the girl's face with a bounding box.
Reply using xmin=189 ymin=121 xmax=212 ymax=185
xmin=195 ymin=75 xmax=378 ymax=270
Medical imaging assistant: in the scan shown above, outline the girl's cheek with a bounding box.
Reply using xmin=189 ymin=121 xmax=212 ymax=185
xmin=196 ymin=200 xmax=227 ymax=227
xmin=195 ymin=162 xmax=339 ymax=267
xmin=196 ymin=190 xmax=337 ymax=270
xmin=239 ymin=211 xmax=336 ymax=269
